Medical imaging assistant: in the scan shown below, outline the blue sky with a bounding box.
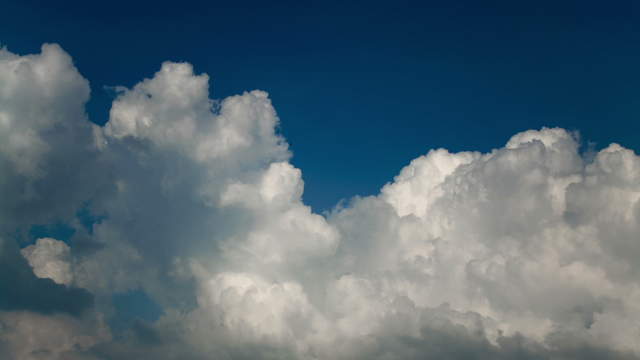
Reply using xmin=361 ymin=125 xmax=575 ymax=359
xmin=3 ymin=0 xmax=639 ymax=212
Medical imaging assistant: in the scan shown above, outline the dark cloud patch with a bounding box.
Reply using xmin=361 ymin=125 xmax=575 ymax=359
xmin=110 ymin=289 xmax=163 ymax=334
xmin=363 ymin=321 xmax=640 ymax=360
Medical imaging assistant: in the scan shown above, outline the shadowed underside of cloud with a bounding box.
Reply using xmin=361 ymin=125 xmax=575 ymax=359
xmin=1 ymin=44 xmax=640 ymax=360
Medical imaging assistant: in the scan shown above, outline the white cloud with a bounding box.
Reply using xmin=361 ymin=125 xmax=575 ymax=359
xmin=0 ymin=44 xmax=639 ymax=360
xmin=0 ymin=44 xmax=89 ymax=177
xmin=104 ymin=61 xmax=288 ymax=165
xmin=21 ymin=238 xmax=73 ymax=286
xmin=0 ymin=44 xmax=106 ymax=232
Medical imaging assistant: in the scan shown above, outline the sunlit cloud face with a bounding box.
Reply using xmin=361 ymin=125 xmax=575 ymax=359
xmin=1 ymin=44 xmax=640 ymax=360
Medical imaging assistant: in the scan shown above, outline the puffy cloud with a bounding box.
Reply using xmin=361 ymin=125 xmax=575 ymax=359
xmin=1 ymin=44 xmax=640 ymax=359
xmin=324 ymin=128 xmax=640 ymax=357
xmin=0 ymin=43 xmax=107 ymax=233
xmin=196 ymin=272 xmax=326 ymax=349
xmin=0 ymin=236 xmax=93 ymax=316
xmin=103 ymin=61 xmax=288 ymax=165
xmin=21 ymin=238 xmax=73 ymax=285
xmin=219 ymin=161 xmax=339 ymax=269
xmin=0 ymin=43 xmax=89 ymax=177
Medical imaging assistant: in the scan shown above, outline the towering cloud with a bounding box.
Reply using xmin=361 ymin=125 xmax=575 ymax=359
xmin=0 ymin=44 xmax=639 ymax=360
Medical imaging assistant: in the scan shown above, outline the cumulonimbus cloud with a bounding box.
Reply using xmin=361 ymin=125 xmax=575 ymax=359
xmin=1 ymin=44 xmax=639 ymax=360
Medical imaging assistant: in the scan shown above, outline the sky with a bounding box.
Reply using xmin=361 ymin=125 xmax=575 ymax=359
xmin=3 ymin=0 xmax=640 ymax=211
xmin=2 ymin=1 xmax=640 ymax=360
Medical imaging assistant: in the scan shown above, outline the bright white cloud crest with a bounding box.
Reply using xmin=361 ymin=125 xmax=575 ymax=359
xmin=1 ymin=44 xmax=639 ymax=359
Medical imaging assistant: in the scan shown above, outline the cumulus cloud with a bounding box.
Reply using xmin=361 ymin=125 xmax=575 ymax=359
xmin=21 ymin=238 xmax=73 ymax=286
xmin=0 ymin=235 xmax=93 ymax=316
xmin=1 ymin=44 xmax=640 ymax=359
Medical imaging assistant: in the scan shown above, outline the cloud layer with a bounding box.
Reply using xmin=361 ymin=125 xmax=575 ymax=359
xmin=1 ymin=44 xmax=639 ymax=360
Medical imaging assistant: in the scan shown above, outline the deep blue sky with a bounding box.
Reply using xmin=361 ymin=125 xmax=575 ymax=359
xmin=3 ymin=0 xmax=639 ymax=211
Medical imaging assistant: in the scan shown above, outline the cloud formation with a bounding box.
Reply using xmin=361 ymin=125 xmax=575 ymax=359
xmin=1 ymin=44 xmax=639 ymax=359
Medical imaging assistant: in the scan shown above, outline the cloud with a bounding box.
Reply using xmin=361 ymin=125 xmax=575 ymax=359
xmin=0 ymin=236 xmax=93 ymax=316
xmin=1 ymin=44 xmax=640 ymax=359
xmin=21 ymin=238 xmax=73 ymax=285
xmin=0 ymin=311 xmax=109 ymax=360
xmin=0 ymin=43 xmax=108 ymax=234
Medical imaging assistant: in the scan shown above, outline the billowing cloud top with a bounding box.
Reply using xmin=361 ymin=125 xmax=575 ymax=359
xmin=1 ymin=44 xmax=639 ymax=360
